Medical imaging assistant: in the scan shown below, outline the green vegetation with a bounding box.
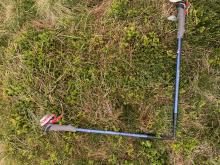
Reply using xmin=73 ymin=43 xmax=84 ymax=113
xmin=0 ymin=0 xmax=219 ymax=164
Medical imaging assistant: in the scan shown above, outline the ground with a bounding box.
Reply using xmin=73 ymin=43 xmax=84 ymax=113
xmin=0 ymin=0 xmax=219 ymax=164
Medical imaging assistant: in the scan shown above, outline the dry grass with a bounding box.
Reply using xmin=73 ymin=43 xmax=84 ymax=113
xmin=35 ymin=0 xmax=73 ymax=27
xmin=90 ymin=0 xmax=112 ymax=18
xmin=0 ymin=1 xmax=15 ymax=23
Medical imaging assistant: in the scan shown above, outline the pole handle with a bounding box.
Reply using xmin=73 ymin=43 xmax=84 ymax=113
xmin=177 ymin=3 xmax=186 ymax=38
xmin=45 ymin=124 xmax=76 ymax=132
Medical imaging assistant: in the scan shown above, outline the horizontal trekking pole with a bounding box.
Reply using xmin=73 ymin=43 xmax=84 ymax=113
xmin=40 ymin=115 xmax=171 ymax=140
xmin=44 ymin=124 xmax=171 ymax=140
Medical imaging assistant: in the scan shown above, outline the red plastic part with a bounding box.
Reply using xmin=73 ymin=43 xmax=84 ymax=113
xmin=50 ymin=114 xmax=63 ymax=124
xmin=185 ymin=1 xmax=191 ymax=15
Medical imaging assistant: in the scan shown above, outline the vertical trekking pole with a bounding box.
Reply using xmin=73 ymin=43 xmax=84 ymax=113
xmin=173 ymin=1 xmax=187 ymax=138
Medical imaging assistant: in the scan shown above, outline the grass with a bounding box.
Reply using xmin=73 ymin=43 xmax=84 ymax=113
xmin=0 ymin=0 xmax=219 ymax=164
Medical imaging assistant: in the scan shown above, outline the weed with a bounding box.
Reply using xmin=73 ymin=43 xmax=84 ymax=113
xmin=109 ymin=0 xmax=129 ymax=19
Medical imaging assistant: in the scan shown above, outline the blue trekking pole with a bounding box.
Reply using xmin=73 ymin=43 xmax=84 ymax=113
xmin=40 ymin=114 xmax=164 ymax=140
xmin=40 ymin=1 xmax=189 ymax=140
xmin=169 ymin=0 xmax=189 ymax=138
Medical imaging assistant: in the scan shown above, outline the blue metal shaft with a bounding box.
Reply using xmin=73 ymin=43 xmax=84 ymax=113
xmin=173 ymin=37 xmax=183 ymax=137
xmin=75 ymin=128 xmax=158 ymax=139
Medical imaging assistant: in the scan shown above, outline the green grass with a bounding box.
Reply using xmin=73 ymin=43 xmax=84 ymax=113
xmin=0 ymin=0 xmax=219 ymax=164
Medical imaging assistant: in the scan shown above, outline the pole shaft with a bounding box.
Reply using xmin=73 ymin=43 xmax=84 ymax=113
xmin=174 ymin=38 xmax=182 ymax=114
xmin=75 ymin=128 xmax=157 ymax=139
xmin=173 ymin=37 xmax=182 ymax=137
